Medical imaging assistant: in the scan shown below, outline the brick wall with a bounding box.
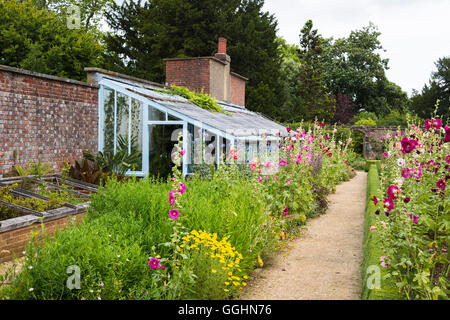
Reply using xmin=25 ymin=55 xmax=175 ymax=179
xmin=165 ymin=58 xmax=210 ymax=94
xmin=230 ymin=74 xmax=246 ymax=106
xmin=0 ymin=65 xmax=99 ymax=176
xmin=0 ymin=212 xmax=86 ymax=263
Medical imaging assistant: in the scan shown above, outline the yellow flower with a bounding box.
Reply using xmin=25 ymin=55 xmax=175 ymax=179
xmin=224 ymin=289 xmax=229 ymax=292
xmin=211 ymin=269 xmax=217 ymax=273
xmin=224 ymin=282 xmax=230 ymax=286
xmin=257 ymin=255 xmax=264 ymax=268
xmin=233 ymin=281 xmax=240 ymax=286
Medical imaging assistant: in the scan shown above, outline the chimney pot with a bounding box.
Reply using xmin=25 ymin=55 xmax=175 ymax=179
xmin=218 ymin=37 xmax=227 ymax=54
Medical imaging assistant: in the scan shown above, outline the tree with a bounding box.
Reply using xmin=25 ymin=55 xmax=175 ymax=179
xmin=411 ymin=56 xmax=450 ymax=121
xmin=0 ymin=0 xmax=104 ymax=81
xmin=294 ymin=20 xmax=335 ymax=123
xmin=321 ymin=23 xmax=409 ymax=117
xmin=102 ymin=0 xmax=285 ymax=120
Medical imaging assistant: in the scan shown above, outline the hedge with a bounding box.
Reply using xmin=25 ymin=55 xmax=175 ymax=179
xmin=361 ymin=164 xmax=403 ymax=300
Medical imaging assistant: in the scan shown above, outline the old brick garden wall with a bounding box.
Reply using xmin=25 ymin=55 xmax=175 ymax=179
xmin=0 ymin=65 xmax=99 ymax=176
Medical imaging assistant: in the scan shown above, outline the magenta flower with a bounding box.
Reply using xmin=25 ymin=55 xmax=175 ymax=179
xmin=372 ymin=196 xmax=378 ymax=205
xmin=160 ymin=265 xmax=165 ymax=270
xmin=180 ymin=149 xmax=186 ymax=156
xmin=169 ymin=190 xmax=176 ymax=206
xmin=444 ymin=126 xmax=450 ymax=143
xmin=387 ymin=185 xmax=400 ymax=200
xmin=401 ymin=168 xmax=412 ymax=178
xmin=178 ymin=183 xmax=186 ymax=195
xmin=258 ymin=176 xmax=262 ymax=182
xmin=424 ymin=119 xmax=431 ymax=130
xmin=279 ymin=159 xmax=287 ymax=167
xmin=403 ymin=196 xmax=411 ymax=203
xmin=383 ymin=198 xmax=394 ymax=211
xmin=169 ymin=209 xmax=180 ymax=220
xmin=432 ymin=118 xmax=442 ymax=130
xmin=446 ymin=155 xmax=450 ymax=164
xmin=149 ymin=258 xmax=160 ymax=270
xmin=400 ymin=136 xmax=418 ymax=154
xmin=436 ymin=179 xmax=446 ymax=190
xmin=409 ymin=214 xmax=419 ymax=224
xmin=287 ymin=179 xmax=291 ymax=186
xmin=282 ymin=206 xmax=289 ymax=217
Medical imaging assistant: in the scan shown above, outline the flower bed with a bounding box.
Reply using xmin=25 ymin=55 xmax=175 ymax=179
xmin=0 ymin=123 xmax=357 ymax=300
xmin=367 ymin=119 xmax=449 ymax=300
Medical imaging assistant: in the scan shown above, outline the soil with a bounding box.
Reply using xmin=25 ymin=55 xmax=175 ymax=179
xmin=239 ymin=171 xmax=368 ymax=300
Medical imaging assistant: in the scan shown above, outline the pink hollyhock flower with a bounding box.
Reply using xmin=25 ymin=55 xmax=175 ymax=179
xmin=369 ymin=226 xmax=376 ymax=231
xmin=436 ymin=179 xmax=446 ymax=190
xmin=432 ymin=118 xmax=442 ymax=129
xmin=273 ymin=175 xmax=277 ymax=182
xmin=400 ymin=136 xmax=418 ymax=154
xmin=383 ymin=152 xmax=389 ymax=158
xmin=250 ymin=163 xmax=257 ymax=171
xmin=279 ymin=159 xmax=287 ymax=167
xmin=287 ymin=179 xmax=291 ymax=186
xmin=444 ymin=126 xmax=450 ymax=143
xmin=401 ymin=168 xmax=412 ymax=178
xmin=446 ymin=155 xmax=450 ymax=164
xmin=409 ymin=213 xmax=419 ymax=223
xmin=383 ymin=198 xmax=394 ymax=211
xmin=282 ymin=206 xmax=289 ymax=217
xmin=169 ymin=209 xmax=180 ymax=220
xmin=424 ymin=119 xmax=432 ymax=130
xmin=258 ymin=176 xmax=262 ymax=182
xmin=169 ymin=190 xmax=176 ymax=206
xmin=149 ymin=258 xmax=160 ymax=269
xmin=387 ymin=185 xmax=400 ymax=200
xmin=286 ymin=127 xmax=292 ymax=133
xmin=178 ymin=183 xmax=186 ymax=194
xmin=180 ymin=149 xmax=186 ymax=156
xmin=381 ymin=221 xmax=387 ymax=229
xmin=160 ymin=265 xmax=165 ymax=270
xmin=319 ymin=122 xmax=325 ymax=127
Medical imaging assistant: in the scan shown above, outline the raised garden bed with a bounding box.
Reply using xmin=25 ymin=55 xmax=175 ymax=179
xmin=0 ymin=174 xmax=97 ymax=252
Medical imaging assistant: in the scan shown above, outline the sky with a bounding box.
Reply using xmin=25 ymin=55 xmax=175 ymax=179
xmin=263 ymin=0 xmax=450 ymax=96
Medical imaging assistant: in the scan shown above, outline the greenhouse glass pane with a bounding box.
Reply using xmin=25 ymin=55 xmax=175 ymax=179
xmin=130 ymin=98 xmax=143 ymax=171
xmin=149 ymin=106 xmax=166 ymax=121
xmin=103 ymin=87 xmax=114 ymax=154
xmin=116 ymin=92 xmax=129 ymax=153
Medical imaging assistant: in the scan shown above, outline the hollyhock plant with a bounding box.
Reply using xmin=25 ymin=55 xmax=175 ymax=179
xmin=387 ymin=185 xmax=400 ymax=200
xmin=179 ymin=183 xmax=186 ymax=195
xmin=436 ymin=179 xmax=446 ymax=190
xmin=383 ymin=198 xmax=394 ymax=211
xmin=169 ymin=190 xmax=176 ymax=206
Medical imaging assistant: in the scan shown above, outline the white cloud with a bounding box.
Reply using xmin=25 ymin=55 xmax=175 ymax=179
xmin=263 ymin=0 xmax=450 ymax=96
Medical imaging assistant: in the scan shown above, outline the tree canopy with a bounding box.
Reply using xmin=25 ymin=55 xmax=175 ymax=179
xmin=0 ymin=0 xmax=104 ymax=81
xmin=411 ymin=56 xmax=450 ymax=122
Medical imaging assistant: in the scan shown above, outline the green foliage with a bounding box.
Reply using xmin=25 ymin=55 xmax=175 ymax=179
xmin=0 ymin=0 xmax=104 ymax=81
xmin=102 ymin=0 xmax=285 ymax=120
xmin=321 ymin=23 xmax=410 ymax=118
xmin=411 ymin=56 xmax=450 ymax=122
xmin=162 ymin=86 xmax=228 ymax=114
xmin=355 ymin=118 xmax=377 ymax=127
xmin=294 ymin=20 xmax=335 ymax=123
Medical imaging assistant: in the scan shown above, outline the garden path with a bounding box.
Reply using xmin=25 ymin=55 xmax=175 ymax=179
xmin=239 ymin=171 xmax=367 ymax=300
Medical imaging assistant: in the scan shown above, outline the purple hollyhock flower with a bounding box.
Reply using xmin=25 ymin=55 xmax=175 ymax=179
xmin=404 ymin=196 xmax=411 ymax=203
xmin=436 ymin=179 xmax=446 ymax=190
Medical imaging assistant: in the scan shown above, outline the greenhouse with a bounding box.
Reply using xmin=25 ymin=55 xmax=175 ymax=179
xmin=95 ymin=72 xmax=287 ymax=178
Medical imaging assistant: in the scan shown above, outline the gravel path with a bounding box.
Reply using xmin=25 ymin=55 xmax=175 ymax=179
xmin=239 ymin=171 xmax=367 ymax=300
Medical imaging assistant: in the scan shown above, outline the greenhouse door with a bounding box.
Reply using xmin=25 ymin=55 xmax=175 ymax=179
xmin=145 ymin=123 xmax=185 ymax=179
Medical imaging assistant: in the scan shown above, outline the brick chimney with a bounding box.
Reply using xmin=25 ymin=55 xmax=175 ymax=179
xmin=164 ymin=37 xmax=246 ymax=106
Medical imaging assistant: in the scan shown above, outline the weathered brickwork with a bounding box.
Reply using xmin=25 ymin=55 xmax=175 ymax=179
xmin=0 ymin=65 xmax=99 ymax=176
xmin=0 ymin=212 xmax=86 ymax=263
xmin=165 ymin=58 xmax=211 ymax=94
